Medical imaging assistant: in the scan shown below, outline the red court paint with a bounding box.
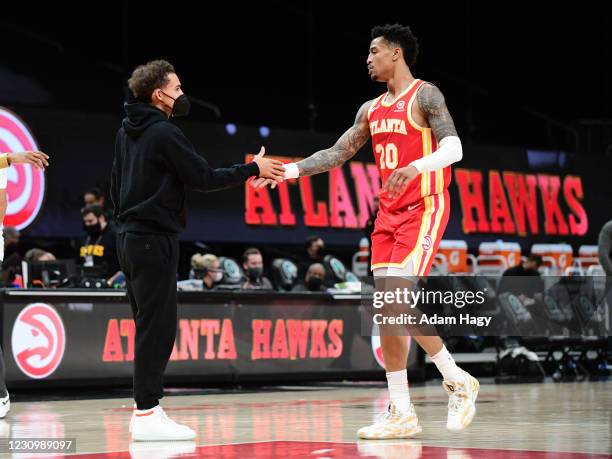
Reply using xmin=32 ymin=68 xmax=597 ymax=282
xmin=41 ymin=441 xmax=610 ymax=459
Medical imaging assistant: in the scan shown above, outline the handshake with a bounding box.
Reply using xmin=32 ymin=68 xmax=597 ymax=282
xmin=250 ymin=146 xmax=299 ymax=189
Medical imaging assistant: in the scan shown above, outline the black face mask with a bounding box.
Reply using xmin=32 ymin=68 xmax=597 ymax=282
xmin=161 ymin=91 xmax=190 ymax=117
xmin=84 ymin=222 xmax=102 ymax=238
xmin=306 ymin=277 xmax=323 ymax=291
xmin=247 ymin=267 xmax=263 ymax=282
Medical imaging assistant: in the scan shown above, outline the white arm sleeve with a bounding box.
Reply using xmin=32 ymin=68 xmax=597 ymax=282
xmin=409 ymin=136 xmax=463 ymax=173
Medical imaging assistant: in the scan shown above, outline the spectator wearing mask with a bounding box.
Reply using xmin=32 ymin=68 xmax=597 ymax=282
xmin=292 ymin=263 xmax=327 ymax=292
xmin=299 ymin=236 xmax=325 ymax=278
xmin=498 ymin=254 xmax=544 ymax=299
xmin=178 ymin=253 xmax=223 ymax=291
xmin=80 ymin=205 xmax=120 ymax=279
xmin=242 ymin=248 xmax=273 ymax=290
xmin=84 ymin=187 xmax=113 ymax=219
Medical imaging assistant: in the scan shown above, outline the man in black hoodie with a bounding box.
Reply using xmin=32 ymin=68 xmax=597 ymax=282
xmin=111 ymin=60 xmax=284 ymax=441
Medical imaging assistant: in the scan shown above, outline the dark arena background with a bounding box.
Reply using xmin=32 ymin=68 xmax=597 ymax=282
xmin=0 ymin=2 xmax=610 ymax=458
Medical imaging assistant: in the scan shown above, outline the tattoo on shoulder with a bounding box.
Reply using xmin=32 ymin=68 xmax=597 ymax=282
xmin=417 ymin=84 xmax=458 ymax=141
xmin=296 ymin=100 xmax=373 ymax=176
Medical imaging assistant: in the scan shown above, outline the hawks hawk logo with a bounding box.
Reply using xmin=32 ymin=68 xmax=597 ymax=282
xmin=0 ymin=108 xmax=46 ymax=231
xmin=422 ymin=235 xmax=433 ymax=251
xmin=11 ymin=303 xmax=66 ymax=379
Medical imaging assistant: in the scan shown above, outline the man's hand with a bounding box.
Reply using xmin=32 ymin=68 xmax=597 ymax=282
xmin=383 ymin=165 xmax=419 ymax=199
xmin=252 ymin=147 xmax=285 ymax=182
xmin=251 ymin=177 xmax=279 ymax=189
xmin=7 ymin=151 xmax=50 ymax=170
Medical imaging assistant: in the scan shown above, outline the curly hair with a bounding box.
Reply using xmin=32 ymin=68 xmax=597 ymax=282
xmin=371 ymin=24 xmax=419 ymax=68
xmin=127 ymin=60 xmax=175 ymax=102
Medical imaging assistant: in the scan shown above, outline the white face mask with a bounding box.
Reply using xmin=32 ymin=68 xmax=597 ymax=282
xmin=212 ymin=271 xmax=223 ymax=283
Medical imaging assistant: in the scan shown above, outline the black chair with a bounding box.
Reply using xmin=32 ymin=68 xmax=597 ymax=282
xmin=270 ymin=258 xmax=298 ymax=291
xmin=323 ymin=254 xmax=348 ymax=284
xmin=218 ymin=257 xmax=244 ymax=285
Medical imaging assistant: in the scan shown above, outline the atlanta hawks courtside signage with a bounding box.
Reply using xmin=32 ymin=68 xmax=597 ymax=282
xmin=10 ymin=303 xmax=66 ymax=379
xmin=0 ymin=108 xmax=46 ymax=231
xmin=245 ymin=155 xmax=588 ymax=238
xmin=2 ymin=291 xmax=418 ymax=386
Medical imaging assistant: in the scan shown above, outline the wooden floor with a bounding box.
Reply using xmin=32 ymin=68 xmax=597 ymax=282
xmin=0 ymin=381 xmax=610 ymax=458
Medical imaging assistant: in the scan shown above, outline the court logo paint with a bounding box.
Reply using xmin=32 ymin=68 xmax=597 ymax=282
xmin=0 ymin=107 xmax=46 ymax=230
xmin=12 ymin=303 xmax=66 ymax=379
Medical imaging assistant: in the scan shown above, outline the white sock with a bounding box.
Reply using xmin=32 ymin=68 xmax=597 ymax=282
xmin=386 ymin=369 xmax=411 ymax=414
xmin=430 ymin=345 xmax=464 ymax=382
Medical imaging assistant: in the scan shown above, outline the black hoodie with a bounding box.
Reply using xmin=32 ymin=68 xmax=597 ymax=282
xmin=111 ymin=102 xmax=260 ymax=234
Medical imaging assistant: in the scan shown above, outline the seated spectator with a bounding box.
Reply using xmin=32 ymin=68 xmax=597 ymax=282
xmin=298 ymin=235 xmax=337 ymax=287
xmin=298 ymin=236 xmax=325 ymax=276
xmin=498 ymin=254 xmax=544 ymax=299
xmin=79 ymin=205 xmax=120 ymax=280
xmin=241 ymin=248 xmax=274 ymax=290
xmin=178 ymin=253 xmax=223 ymax=291
xmin=83 ymin=187 xmax=106 ymax=209
xmin=84 ymin=186 xmax=113 ymax=219
xmin=24 ymin=248 xmax=56 ymax=263
xmin=292 ymin=263 xmax=328 ymax=292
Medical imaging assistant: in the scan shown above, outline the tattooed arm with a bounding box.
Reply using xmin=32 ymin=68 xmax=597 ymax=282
xmin=252 ymin=100 xmax=373 ymax=188
xmin=384 ymin=83 xmax=462 ymax=198
xmin=415 ymin=83 xmax=458 ymax=141
xmin=295 ymin=100 xmax=373 ymax=176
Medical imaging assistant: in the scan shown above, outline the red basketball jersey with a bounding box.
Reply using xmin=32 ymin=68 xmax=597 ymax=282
xmin=367 ymin=79 xmax=452 ymax=212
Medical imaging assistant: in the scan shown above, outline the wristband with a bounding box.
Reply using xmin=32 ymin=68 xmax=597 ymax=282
xmin=284 ymin=163 xmax=300 ymax=179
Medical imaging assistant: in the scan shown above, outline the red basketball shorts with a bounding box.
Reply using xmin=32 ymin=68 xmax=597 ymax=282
xmin=371 ymin=189 xmax=450 ymax=276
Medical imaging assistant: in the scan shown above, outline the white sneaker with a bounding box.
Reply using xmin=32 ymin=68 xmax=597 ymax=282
xmin=131 ymin=406 xmax=195 ymax=441
xmin=443 ymin=371 xmax=479 ymax=432
xmin=0 ymin=393 xmax=9 ymax=419
xmin=357 ymin=401 xmax=422 ymax=439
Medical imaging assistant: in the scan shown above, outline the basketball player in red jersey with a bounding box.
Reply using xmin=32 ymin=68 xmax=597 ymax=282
xmin=254 ymin=24 xmax=478 ymax=439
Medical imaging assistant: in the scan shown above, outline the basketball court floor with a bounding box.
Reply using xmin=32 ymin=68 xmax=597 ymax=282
xmin=1 ymin=381 xmax=610 ymax=458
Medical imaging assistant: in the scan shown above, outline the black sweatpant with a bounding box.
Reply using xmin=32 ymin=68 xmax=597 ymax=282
xmin=0 ymin=346 xmax=7 ymax=397
xmin=117 ymin=232 xmax=179 ymax=410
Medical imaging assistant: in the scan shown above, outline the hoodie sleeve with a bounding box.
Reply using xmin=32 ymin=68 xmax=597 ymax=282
xmin=110 ymin=131 xmax=122 ymax=221
xmin=158 ymin=125 xmax=260 ymax=192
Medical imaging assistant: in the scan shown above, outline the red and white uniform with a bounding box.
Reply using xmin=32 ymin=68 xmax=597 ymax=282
xmin=369 ymin=79 xmax=451 ymax=275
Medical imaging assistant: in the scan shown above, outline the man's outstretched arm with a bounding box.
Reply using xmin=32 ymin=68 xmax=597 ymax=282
xmin=295 ymin=100 xmax=372 ymax=176
xmin=252 ymin=100 xmax=372 ymax=188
